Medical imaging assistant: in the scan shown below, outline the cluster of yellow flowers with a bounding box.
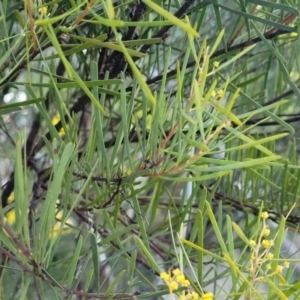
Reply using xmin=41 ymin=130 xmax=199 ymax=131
xmin=211 ymin=89 xmax=224 ymax=98
xmin=249 ymin=212 xmax=290 ymax=281
xmin=160 ymin=269 xmax=214 ymax=300
xmin=4 ymin=193 xmax=74 ymax=239
xmin=39 ymin=6 xmax=48 ymax=15
xmin=210 ymin=61 xmax=224 ymax=98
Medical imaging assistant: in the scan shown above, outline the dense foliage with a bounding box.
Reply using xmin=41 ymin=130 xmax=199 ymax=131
xmin=1 ymin=0 xmax=300 ymax=299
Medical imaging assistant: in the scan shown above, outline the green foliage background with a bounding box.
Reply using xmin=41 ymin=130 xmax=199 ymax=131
xmin=0 ymin=0 xmax=300 ymax=299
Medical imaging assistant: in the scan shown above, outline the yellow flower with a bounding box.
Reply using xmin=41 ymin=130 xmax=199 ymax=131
xmin=132 ymin=110 xmax=143 ymax=124
xmin=172 ymin=268 xmax=181 ymax=276
xmin=284 ymin=261 xmax=290 ymax=268
xmin=213 ymin=61 xmax=220 ymax=68
xmin=276 ymin=265 xmax=284 ymax=273
xmin=160 ymin=272 xmax=170 ymax=281
xmin=191 ymin=291 xmax=200 ymax=299
xmin=266 ymin=253 xmax=274 ymax=260
xmin=4 ymin=209 xmax=16 ymax=225
xmin=217 ymin=90 xmax=224 ymax=98
xmin=161 ymin=268 xmax=191 ymax=295
xmin=249 ymin=240 xmax=256 ymax=247
xmin=211 ymin=90 xmax=216 ymax=97
xmin=183 ymin=279 xmax=190 ymax=287
xmin=201 ymin=292 xmax=214 ymax=300
xmin=52 ymin=113 xmax=66 ymax=136
xmin=261 ymin=212 xmax=269 ymax=219
xmin=39 ymin=6 xmax=48 ymax=15
xmin=262 ymin=228 xmax=270 ymax=237
xmin=262 ymin=239 xmax=274 ymax=249
xmin=176 ymin=274 xmax=186 ymax=283
xmin=169 ymin=281 xmax=178 ymax=292
xmin=144 ymin=114 xmax=153 ymax=131
xmin=4 ymin=192 xmax=24 ymax=225
xmin=49 ymin=210 xmax=75 ymax=238
xmin=7 ymin=192 xmax=14 ymax=204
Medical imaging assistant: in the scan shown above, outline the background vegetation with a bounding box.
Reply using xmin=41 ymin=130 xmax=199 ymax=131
xmin=0 ymin=0 xmax=300 ymax=299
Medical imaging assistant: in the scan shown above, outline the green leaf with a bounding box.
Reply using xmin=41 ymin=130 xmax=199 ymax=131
xmin=142 ymin=0 xmax=199 ymax=37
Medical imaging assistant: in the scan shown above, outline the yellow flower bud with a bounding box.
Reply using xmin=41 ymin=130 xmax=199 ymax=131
xmin=262 ymin=228 xmax=270 ymax=237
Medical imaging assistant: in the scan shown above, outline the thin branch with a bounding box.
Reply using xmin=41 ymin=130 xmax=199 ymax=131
xmin=145 ymin=27 xmax=297 ymax=85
